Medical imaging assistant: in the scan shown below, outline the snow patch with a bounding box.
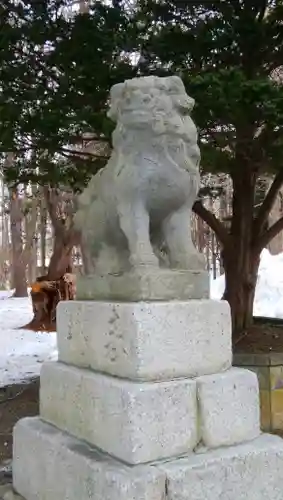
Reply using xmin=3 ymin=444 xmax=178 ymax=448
xmin=0 ymin=290 xmax=57 ymax=387
xmin=210 ymin=248 xmax=283 ymax=319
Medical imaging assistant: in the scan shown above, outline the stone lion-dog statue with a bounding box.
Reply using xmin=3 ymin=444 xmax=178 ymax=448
xmin=75 ymin=75 xmax=205 ymax=274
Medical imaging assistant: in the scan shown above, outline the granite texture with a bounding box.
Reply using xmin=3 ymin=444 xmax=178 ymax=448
xmin=13 ymin=417 xmax=166 ymax=500
xmin=57 ymin=299 xmax=232 ymax=381
xmin=40 ymin=362 xmax=198 ymax=464
xmin=159 ymin=434 xmax=283 ymax=500
xmin=76 ymin=268 xmax=209 ymax=301
xmin=196 ymin=368 xmax=260 ymax=448
xmin=13 ymin=419 xmax=283 ymax=500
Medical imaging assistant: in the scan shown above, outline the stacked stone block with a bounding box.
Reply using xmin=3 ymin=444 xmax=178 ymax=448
xmin=12 ymin=291 xmax=283 ymax=500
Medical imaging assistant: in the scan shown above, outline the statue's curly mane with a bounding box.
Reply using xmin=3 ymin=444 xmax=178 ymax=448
xmin=108 ymin=78 xmax=200 ymax=176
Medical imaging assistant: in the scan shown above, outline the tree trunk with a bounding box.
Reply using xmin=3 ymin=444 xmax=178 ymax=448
xmin=24 ymin=185 xmax=39 ymax=285
xmin=223 ymin=160 xmax=258 ymax=335
xmin=43 ymin=186 xmax=79 ymax=280
xmin=194 ymin=167 xmax=283 ymax=337
xmin=25 ymin=186 xmax=80 ymax=330
xmin=40 ymin=196 xmax=47 ymax=275
xmin=27 ymin=243 xmax=37 ymax=285
xmin=9 ymin=188 xmax=27 ymax=297
xmin=47 ymin=232 xmax=74 ymax=280
xmin=79 ymin=0 xmax=89 ymax=14
xmin=23 ymin=273 xmax=76 ymax=331
xmin=267 ymin=178 xmax=283 ymax=255
xmin=222 ymin=245 xmax=260 ymax=336
xmin=25 ymin=232 xmax=76 ymax=331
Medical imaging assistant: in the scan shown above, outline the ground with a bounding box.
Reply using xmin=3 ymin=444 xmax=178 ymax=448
xmin=234 ymin=318 xmax=283 ymax=353
xmin=0 ymin=379 xmax=39 ymax=465
xmin=0 ymin=291 xmax=55 ymax=465
xmin=0 ymin=292 xmax=57 ymax=386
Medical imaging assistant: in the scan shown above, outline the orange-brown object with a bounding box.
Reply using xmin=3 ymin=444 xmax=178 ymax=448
xmin=21 ymin=274 xmax=76 ymax=332
xmin=30 ymin=282 xmax=43 ymax=294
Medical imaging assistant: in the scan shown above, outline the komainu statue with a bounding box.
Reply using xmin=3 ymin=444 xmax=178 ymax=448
xmin=75 ymin=75 xmax=205 ymax=276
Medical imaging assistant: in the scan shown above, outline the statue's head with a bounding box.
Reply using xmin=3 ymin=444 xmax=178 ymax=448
xmin=107 ymin=76 xmax=200 ymax=171
xmin=107 ymin=76 xmax=195 ymax=133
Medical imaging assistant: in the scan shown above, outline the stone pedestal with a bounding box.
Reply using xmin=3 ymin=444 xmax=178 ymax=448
xmin=13 ymin=418 xmax=166 ymax=500
xmin=39 ymin=362 xmax=198 ymax=464
xmin=76 ymin=269 xmax=209 ymax=301
xmin=56 ymin=299 xmax=231 ymax=380
xmin=12 ymin=284 xmax=283 ymax=499
xmin=13 ymin=419 xmax=283 ymax=500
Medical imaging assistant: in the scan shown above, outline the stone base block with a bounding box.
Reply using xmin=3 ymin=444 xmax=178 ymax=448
xmin=159 ymin=434 xmax=283 ymax=500
xmin=40 ymin=362 xmax=197 ymax=464
xmin=76 ymin=268 xmax=209 ymax=301
xmin=197 ymin=368 xmax=260 ymax=448
xmin=13 ymin=419 xmax=283 ymax=500
xmin=57 ymin=299 xmax=231 ymax=380
xmin=13 ymin=417 xmax=166 ymax=500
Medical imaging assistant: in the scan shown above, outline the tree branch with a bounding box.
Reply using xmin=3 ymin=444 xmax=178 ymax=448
xmin=255 ymin=216 xmax=283 ymax=253
xmin=61 ymin=147 xmax=108 ymax=159
xmin=253 ymin=169 xmax=283 ymax=238
xmin=257 ymin=0 xmax=268 ymax=22
xmin=193 ymin=200 xmax=230 ymax=247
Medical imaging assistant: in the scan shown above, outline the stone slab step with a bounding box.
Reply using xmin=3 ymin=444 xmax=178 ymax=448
xmin=160 ymin=433 xmax=283 ymax=500
xmin=57 ymin=299 xmax=231 ymax=381
xmin=40 ymin=362 xmax=198 ymax=464
xmin=13 ymin=417 xmax=165 ymax=500
xmin=13 ymin=417 xmax=283 ymax=500
xmin=196 ymin=367 xmax=260 ymax=448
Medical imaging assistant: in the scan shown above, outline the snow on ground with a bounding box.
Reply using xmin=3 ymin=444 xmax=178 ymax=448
xmin=210 ymin=248 xmax=283 ymax=319
xmin=0 ymin=290 xmax=57 ymax=387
